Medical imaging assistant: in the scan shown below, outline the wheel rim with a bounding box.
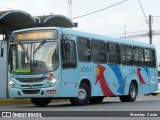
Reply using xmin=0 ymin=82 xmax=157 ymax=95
xmin=130 ymin=85 xmax=136 ymax=98
xmin=78 ymin=88 xmax=87 ymax=100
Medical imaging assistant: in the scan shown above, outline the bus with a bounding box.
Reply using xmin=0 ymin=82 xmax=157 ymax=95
xmin=7 ymin=27 xmax=158 ymax=106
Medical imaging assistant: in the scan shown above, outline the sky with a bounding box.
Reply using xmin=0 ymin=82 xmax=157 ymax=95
xmin=0 ymin=0 xmax=160 ymax=63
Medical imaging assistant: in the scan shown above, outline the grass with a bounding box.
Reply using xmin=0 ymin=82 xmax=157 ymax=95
xmin=0 ymin=98 xmax=65 ymax=105
xmin=0 ymin=98 xmax=31 ymax=105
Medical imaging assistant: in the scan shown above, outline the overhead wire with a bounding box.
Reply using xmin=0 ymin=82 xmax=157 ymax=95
xmin=137 ymin=0 xmax=149 ymax=28
xmin=120 ymin=31 xmax=160 ymax=39
xmin=42 ymin=0 xmax=160 ymax=41
xmin=110 ymin=30 xmax=148 ymax=37
xmin=119 ymin=0 xmax=160 ymax=39
xmin=152 ymin=16 xmax=160 ymax=18
xmin=71 ymin=0 xmax=127 ymax=20
xmin=43 ymin=0 xmax=128 ymax=26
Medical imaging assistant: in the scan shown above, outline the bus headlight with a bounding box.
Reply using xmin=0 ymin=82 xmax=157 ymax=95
xmin=48 ymin=78 xmax=57 ymax=87
xmin=9 ymin=80 xmax=17 ymax=88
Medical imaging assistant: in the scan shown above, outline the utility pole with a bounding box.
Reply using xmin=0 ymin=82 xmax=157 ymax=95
xmin=68 ymin=0 xmax=72 ymax=19
xmin=124 ymin=24 xmax=126 ymax=38
xmin=149 ymin=15 xmax=152 ymax=44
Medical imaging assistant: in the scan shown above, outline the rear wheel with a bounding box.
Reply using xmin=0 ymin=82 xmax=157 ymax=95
xmin=69 ymin=83 xmax=90 ymax=106
xmin=151 ymin=93 xmax=158 ymax=96
xmin=119 ymin=82 xmax=137 ymax=102
xmin=30 ymin=98 xmax=52 ymax=107
xmin=89 ymin=96 xmax=104 ymax=104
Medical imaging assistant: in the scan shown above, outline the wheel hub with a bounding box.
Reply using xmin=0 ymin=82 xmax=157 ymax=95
xmin=78 ymin=88 xmax=86 ymax=100
xmin=130 ymin=86 xmax=136 ymax=98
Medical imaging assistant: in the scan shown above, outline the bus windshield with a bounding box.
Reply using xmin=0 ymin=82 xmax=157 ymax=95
xmin=9 ymin=41 xmax=58 ymax=74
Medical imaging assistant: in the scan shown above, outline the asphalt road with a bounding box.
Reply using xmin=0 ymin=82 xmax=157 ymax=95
xmin=0 ymin=95 xmax=160 ymax=120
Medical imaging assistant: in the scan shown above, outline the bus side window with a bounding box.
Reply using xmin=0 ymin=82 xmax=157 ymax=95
xmin=133 ymin=47 xmax=144 ymax=66
xmin=120 ymin=45 xmax=133 ymax=66
xmin=91 ymin=39 xmax=106 ymax=63
xmin=145 ymin=48 xmax=156 ymax=68
xmin=77 ymin=37 xmax=90 ymax=62
xmin=107 ymin=42 xmax=120 ymax=64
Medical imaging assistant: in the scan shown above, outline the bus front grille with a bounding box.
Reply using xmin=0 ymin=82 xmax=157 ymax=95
xmin=22 ymin=90 xmax=40 ymax=94
xmin=20 ymin=84 xmax=43 ymax=88
xmin=16 ymin=77 xmax=48 ymax=83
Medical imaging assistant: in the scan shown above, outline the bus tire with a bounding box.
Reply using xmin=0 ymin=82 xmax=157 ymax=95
xmin=69 ymin=83 xmax=90 ymax=106
xmin=89 ymin=96 xmax=104 ymax=104
xmin=151 ymin=93 xmax=158 ymax=96
xmin=30 ymin=98 xmax=52 ymax=107
xmin=119 ymin=82 xmax=137 ymax=102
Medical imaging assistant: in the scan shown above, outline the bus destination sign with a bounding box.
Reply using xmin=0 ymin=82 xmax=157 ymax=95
xmin=13 ymin=30 xmax=58 ymax=42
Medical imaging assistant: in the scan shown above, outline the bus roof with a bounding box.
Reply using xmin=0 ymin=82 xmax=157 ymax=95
xmin=12 ymin=27 xmax=155 ymax=49
xmin=61 ymin=27 xmax=155 ymax=49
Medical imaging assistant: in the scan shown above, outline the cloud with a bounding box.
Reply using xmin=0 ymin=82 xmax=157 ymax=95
xmin=0 ymin=0 xmax=68 ymax=16
xmin=74 ymin=11 xmax=147 ymax=36
xmin=0 ymin=0 xmax=160 ymax=62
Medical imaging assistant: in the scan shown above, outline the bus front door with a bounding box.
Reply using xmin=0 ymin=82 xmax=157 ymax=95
xmin=61 ymin=38 xmax=78 ymax=97
xmin=0 ymin=41 xmax=8 ymax=98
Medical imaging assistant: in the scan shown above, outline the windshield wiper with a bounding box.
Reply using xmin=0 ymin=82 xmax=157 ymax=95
xmin=33 ymin=40 xmax=46 ymax=53
xmin=19 ymin=44 xmax=29 ymax=60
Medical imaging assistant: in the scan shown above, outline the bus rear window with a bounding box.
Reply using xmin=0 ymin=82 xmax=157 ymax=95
xmin=145 ymin=49 xmax=156 ymax=68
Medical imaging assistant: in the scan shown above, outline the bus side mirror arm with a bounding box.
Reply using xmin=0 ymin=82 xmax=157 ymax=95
xmin=0 ymin=43 xmax=4 ymax=57
xmin=61 ymin=35 xmax=70 ymax=60
xmin=61 ymin=37 xmax=67 ymax=61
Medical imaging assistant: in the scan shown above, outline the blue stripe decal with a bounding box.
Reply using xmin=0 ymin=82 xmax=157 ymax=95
xmin=108 ymin=64 xmax=124 ymax=94
xmin=142 ymin=67 xmax=150 ymax=78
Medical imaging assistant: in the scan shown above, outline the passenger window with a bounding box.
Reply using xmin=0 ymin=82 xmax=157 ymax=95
xmin=77 ymin=37 xmax=90 ymax=62
xmin=120 ymin=45 xmax=133 ymax=66
xmin=107 ymin=42 xmax=120 ymax=64
xmin=91 ymin=40 xmax=106 ymax=63
xmin=145 ymin=49 xmax=156 ymax=68
xmin=133 ymin=47 xmax=144 ymax=66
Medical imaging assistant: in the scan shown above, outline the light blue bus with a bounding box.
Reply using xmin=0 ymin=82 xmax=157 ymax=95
xmin=8 ymin=27 xmax=158 ymax=106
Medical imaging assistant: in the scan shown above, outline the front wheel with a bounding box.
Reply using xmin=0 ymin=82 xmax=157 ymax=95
xmin=119 ymin=82 xmax=137 ymax=102
xmin=69 ymin=83 xmax=90 ymax=106
xmin=30 ymin=98 xmax=52 ymax=107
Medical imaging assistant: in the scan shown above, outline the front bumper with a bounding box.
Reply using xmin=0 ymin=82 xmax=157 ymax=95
xmin=8 ymin=84 xmax=61 ymax=98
